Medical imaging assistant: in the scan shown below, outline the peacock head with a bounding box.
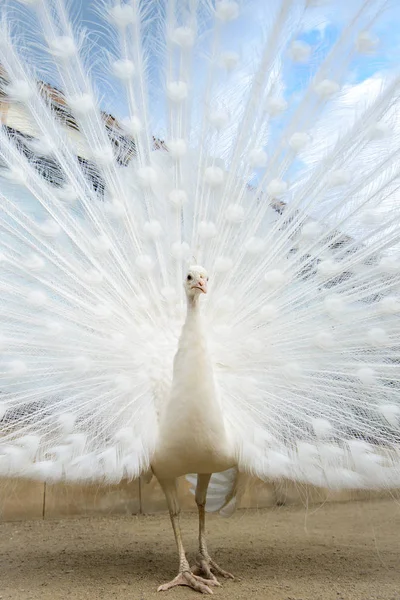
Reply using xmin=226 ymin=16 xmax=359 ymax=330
xmin=184 ymin=265 xmax=208 ymax=299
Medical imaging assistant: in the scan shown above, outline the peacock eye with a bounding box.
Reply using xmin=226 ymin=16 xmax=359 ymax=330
xmin=187 ymin=274 xmax=192 ymax=281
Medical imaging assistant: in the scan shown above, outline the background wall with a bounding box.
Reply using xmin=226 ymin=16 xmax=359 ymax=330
xmin=0 ymin=476 xmax=394 ymax=521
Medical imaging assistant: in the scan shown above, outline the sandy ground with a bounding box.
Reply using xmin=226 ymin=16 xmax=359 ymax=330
xmin=1 ymin=499 xmax=400 ymax=600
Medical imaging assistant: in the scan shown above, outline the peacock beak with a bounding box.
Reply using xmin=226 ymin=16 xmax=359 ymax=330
xmin=193 ymin=279 xmax=207 ymax=294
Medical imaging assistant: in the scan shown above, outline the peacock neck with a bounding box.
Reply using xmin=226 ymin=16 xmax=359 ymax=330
xmin=183 ymin=294 xmax=203 ymax=336
xmin=171 ymin=293 xmax=207 ymax=366
xmin=186 ymin=293 xmax=200 ymax=312
xmin=168 ymin=292 xmax=219 ymax=413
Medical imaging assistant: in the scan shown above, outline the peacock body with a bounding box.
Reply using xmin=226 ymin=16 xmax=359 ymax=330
xmin=1 ymin=0 xmax=400 ymax=590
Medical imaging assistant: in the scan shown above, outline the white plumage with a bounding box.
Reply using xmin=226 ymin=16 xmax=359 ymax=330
xmin=0 ymin=0 xmax=400 ymax=592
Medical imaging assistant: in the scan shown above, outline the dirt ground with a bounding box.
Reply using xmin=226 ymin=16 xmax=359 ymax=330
xmin=1 ymin=499 xmax=400 ymax=600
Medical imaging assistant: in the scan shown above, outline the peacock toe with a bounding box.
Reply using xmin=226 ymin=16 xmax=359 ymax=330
xmin=157 ymin=569 xmax=221 ymax=594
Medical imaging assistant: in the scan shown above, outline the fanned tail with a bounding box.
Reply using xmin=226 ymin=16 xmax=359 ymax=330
xmin=0 ymin=0 xmax=399 ymax=489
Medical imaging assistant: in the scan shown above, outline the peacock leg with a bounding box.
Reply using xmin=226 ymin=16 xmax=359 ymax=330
xmin=157 ymin=477 xmax=221 ymax=594
xmin=191 ymin=473 xmax=235 ymax=581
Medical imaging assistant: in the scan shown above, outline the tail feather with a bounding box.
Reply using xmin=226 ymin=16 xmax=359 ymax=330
xmin=186 ymin=468 xmax=239 ymax=516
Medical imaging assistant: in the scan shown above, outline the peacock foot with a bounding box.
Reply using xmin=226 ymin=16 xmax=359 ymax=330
xmin=157 ymin=569 xmax=221 ymax=595
xmin=191 ymin=553 xmax=235 ymax=582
